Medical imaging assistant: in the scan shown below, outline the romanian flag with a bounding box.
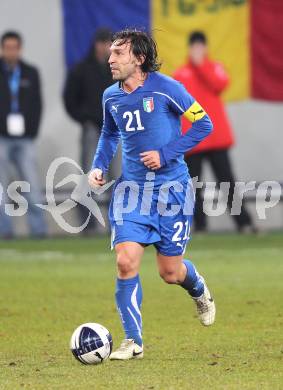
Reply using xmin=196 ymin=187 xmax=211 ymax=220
xmin=63 ymin=0 xmax=283 ymax=102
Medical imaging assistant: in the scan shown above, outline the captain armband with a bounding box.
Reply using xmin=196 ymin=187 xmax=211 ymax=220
xmin=184 ymin=101 xmax=206 ymax=123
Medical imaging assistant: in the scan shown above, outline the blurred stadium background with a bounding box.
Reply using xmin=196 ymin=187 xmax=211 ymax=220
xmin=0 ymin=0 xmax=282 ymax=236
xmin=1 ymin=2 xmax=283 ymax=389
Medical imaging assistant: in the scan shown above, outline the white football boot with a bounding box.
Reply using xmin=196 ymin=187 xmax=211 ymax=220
xmin=109 ymin=339 xmax=143 ymax=360
xmin=193 ymin=277 xmax=216 ymax=326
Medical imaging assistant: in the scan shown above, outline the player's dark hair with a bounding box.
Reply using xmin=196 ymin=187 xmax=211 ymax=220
xmin=112 ymin=29 xmax=161 ymax=73
xmin=1 ymin=31 xmax=22 ymax=46
xmin=188 ymin=31 xmax=207 ymax=46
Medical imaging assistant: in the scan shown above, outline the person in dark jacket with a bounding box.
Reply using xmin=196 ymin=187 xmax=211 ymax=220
xmin=0 ymin=31 xmax=47 ymax=239
xmin=63 ymin=28 xmax=116 ymax=234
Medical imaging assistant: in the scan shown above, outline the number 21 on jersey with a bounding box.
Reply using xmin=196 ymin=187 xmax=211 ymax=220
xmin=123 ymin=110 xmax=144 ymax=132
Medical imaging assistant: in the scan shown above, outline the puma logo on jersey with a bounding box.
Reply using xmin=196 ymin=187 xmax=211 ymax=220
xmin=112 ymin=105 xmax=119 ymax=113
xmin=184 ymin=101 xmax=206 ymax=122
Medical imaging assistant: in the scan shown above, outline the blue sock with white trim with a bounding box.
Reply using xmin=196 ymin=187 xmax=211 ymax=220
xmin=180 ymin=259 xmax=204 ymax=298
xmin=115 ymin=274 xmax=143 ymax=346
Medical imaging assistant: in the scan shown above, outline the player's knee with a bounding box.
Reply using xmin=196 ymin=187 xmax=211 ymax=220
xmin=159 ymin=270 xmax=178 ymax=284
xmin=116 ymin=251 xmax=135 ymax=277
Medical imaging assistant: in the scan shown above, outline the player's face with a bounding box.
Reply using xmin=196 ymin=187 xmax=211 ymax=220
xmin=108 ymin=40 xmax=142 ymax=81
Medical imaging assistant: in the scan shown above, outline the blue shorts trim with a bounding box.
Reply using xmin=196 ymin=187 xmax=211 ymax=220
xmin=111 ymin=220 xmax=161 ymax=249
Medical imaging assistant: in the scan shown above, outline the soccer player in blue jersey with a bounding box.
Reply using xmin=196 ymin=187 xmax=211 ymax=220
xmin=88 ymin=29 xmax=216 ymax=360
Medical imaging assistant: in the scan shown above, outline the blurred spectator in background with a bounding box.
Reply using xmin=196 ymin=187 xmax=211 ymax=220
xmin=63 ymin=28 xmax=115 ymax=234
xmin=0 ymin=31 xmax=47 ymax=239
xmin=174 ymin=31 xmax=255 ymax=233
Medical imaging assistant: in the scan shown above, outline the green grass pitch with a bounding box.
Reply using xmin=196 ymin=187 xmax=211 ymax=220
xmin=0 ymin=233 xmax=283 ymax=389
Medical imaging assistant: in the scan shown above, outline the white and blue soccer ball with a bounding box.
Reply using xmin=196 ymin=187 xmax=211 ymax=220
xmin=70 ymin=323 xmax=113 ymax=364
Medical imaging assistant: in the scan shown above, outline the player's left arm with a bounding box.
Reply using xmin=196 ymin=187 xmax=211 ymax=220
xmin=141 ymin=80 xmax=213 ymax=170
xmin=159 ymin=100 xmax=212 ymax=167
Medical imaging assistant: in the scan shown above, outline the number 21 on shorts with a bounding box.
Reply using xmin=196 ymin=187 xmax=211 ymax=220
xmin=172 ymin=221 xmax=191 ymax=242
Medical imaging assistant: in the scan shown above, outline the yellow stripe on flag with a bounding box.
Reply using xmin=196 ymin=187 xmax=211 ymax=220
xmin=152 ymin=0 xmax=250 ymax=101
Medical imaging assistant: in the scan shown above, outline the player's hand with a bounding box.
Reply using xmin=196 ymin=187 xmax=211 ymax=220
xmin=140 ymin=151 xmax=161 ymax=170
xmin=88 ymin=168 xmax=106 ymax=188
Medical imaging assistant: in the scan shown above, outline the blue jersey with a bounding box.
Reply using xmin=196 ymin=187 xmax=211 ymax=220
xmin=92 ymin=72 xmax=212 ymax=188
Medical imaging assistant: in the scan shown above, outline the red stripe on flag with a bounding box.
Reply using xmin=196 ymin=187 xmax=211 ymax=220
xmin=251 ymin=0 xmax=283 ymax=101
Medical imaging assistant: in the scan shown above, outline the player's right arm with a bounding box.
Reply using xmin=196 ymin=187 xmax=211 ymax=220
xmin=88 ymin=91 xmax=120 ymax=188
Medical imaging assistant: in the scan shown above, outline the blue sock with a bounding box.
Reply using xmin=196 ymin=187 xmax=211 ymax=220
xmin=115 ymin=274 xmax=143 ymax=346
xmin=180 ymin=259 xmax=204 ymax=298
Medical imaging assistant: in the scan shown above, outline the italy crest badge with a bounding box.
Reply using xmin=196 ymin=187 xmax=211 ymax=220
xmin=143 ymin=97 xmax=154 ymax=112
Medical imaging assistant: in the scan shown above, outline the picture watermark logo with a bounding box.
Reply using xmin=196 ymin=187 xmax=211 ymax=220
xmin=0 ymin=157 xmax=282 ymax=234
xmin=37 ymin=157 xmax=114 ymax=233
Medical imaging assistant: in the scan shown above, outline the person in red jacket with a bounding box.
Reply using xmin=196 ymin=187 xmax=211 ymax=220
xmin=174 ymin=31 xmax=254 ymax=233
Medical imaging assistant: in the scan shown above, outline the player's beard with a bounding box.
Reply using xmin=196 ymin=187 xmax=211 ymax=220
xmin=112 ymin=73 xmax=123 ymax=81
xmin=111 ymin=67 xmax=125 ymax=81
xmin=112 ymin=70 xmax=129 ymax=82
xmin=112 ymin=59 xmax=136 ymax=81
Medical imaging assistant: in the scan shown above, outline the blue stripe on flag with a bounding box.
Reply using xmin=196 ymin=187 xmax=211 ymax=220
xmin=62 ymin=0 xmax=150 ymax=68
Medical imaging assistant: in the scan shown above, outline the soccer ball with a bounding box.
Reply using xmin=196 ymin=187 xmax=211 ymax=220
xmin=70 ymin=322 xmax=113 ymax=364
